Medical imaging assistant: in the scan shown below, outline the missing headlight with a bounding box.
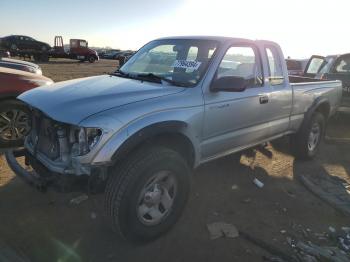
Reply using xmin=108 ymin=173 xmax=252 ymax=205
xmin=77 ymin=127 xmax=102 ymax=155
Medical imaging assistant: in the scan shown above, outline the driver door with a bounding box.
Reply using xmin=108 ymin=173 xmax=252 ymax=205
xmin=201 ymin=44 xmax=272 ymax=160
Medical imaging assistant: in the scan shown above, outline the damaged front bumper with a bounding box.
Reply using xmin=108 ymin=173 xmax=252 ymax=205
xmin=5 ymin=148 xmax=108 ymax=193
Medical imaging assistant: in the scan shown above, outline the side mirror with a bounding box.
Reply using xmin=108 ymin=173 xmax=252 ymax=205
xmin=210 ymin=76 xmax=247 ymax=92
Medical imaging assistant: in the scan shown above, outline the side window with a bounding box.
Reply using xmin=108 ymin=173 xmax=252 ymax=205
xmin=334 ymin=56 xmax=350 ymax=73
xmin=265 ymin=46 xmax=284 ymax=85
xmin=217 ymin=46 xmax=263 ymax=88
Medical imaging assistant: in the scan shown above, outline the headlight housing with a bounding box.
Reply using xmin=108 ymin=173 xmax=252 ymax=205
xmin=77 ymin=127 xmax=103 ymax=155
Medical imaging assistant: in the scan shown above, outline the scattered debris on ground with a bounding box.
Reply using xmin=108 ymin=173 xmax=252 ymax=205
xmin=253 ymin=178 xmax=264 ymax=188
xmin=297 ymin=174 xmax=350 ymax=216
xmin=282 ymin=226 xmax=350 ymax=262
xmin=207 ymin=222 xmax=239 ymax=239
xmin=70 ymin=194 xmax=89 ymax=205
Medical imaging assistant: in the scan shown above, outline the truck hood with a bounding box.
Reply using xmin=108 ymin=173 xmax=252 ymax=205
xmin=18 ymin=74 xmax=185 ymax=125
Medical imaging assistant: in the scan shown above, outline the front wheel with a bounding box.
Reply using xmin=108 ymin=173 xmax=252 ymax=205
xmin=88 ymin=55 xmax=96 ymax=63
xmin=291 ymin=112 xmax=325 ymax=160
xmin=105 ymin=146 xmax=191 ymax=242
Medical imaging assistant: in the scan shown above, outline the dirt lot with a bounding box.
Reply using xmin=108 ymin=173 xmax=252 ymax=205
xmin=0 ymin=59 xmax=349 ymax=262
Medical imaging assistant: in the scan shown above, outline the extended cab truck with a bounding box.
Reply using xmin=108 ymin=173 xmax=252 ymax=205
xmin=6 ymin=36 xmax=342 ymax=241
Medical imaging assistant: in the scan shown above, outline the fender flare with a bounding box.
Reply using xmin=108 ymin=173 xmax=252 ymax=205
xmin=299 ymin=96 xmax=330 ymax=132
xmin=111 ymin=120 xmax=191 ymax=162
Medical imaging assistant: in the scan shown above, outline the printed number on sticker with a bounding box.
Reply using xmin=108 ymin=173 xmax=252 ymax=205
xmin=173 ymin=60 xmax=201 ymax=70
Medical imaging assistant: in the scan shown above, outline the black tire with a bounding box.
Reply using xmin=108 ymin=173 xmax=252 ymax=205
xmin=88 ymin=55 xmax=96 ymax=63
xmin=0 ymin=100 xmax=31 ymax=148
xmin=291 ymin=112 xmax=325 ymax=160
xmin=105 ymin=146 xmax=191 ymax=242
xmin=40 ymin=53 xmax=49 ymax=62
xmin=33 ymin=54 xmax=41 ymax=62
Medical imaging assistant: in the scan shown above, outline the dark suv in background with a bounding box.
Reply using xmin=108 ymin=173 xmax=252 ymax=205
xmin=304 ymin=54 xmax=350 ymax=95
xmin=0 ymin=35 xmax=51 ymax=52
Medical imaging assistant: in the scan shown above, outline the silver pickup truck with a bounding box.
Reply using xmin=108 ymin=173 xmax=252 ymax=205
xmin=7 ymin=36 xmax=342 ymax=241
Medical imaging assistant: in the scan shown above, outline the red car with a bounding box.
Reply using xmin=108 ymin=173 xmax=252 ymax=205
xmin=0 ymin=67 xmax=53 ymax=148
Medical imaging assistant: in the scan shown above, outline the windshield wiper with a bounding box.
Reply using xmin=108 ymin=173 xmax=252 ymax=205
xmin=135 ymin=73 xmax=189 ymax=87
xmin=108 ymin=69 xmax=132 ymax=78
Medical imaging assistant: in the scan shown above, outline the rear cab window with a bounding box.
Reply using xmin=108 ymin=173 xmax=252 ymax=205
xmin=217 ymin=45 xmax=263 ymax=88
xmin=265 ymin=46 xmax=284 ymax=85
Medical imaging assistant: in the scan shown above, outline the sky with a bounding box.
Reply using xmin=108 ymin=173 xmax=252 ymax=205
xmin=1 ymin=0 xmax=349 ymax=58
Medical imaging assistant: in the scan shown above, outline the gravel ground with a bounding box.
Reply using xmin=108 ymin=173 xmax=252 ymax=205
xmin=0 ymin=59 xmax=349 ymax=262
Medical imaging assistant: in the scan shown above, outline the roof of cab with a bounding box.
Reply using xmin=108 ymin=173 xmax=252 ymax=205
xmin=155 ymin=36 xmax=278 ymax=45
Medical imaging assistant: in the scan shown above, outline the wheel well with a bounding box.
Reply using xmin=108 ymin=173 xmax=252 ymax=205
xmin=315 ymin=102 xmax=330 ymax=119
xmin=150 ymin=133 xmax=195 ymax=167
xmin=112 ymin=131 xmax=196 ymax=168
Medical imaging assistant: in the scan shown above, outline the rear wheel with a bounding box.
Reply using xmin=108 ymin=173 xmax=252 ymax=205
xmin=291 ymin=112 xmax=325 ymax=159
xmin=0 ymin=100 xmax=31 ymax=148
xmin=105 ymin=146 xmax=191 ymax=242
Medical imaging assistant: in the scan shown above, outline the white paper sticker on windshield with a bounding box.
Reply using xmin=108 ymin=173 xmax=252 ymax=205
xmin=173 ymin=60 xmax=201 ymax=70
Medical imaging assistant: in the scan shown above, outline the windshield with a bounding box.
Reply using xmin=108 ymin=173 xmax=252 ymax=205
xmin=318 ymin=57 xmax=335 ymax=74
xmin=120 ymin=39 xmax=219 ymax=86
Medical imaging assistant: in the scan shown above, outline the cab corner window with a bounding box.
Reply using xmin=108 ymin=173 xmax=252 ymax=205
xmin=265 ymin=46 xmax=284 ymax=85
xmin=217 ymin=46 xmax=263 ymax=88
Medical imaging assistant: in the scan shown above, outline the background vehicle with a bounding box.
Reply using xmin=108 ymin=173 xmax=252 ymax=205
xmin=51 ymin=36 xmax=99 ymax=63
xmin=7 ymin=36 xmax=342 ymax=242
xmin=304 ymin=54 xmax=350 ymax=95
xmin=0 ymin=67 xmax=53 ymax=148
xmin=116 ymin=51 xmax=136 ymax=66
xmin=0 ymin=35 xmax=51 ymax=52
xmin=0 ymin=50 xmax=10 ymax=58
xmin=286 ymin=58 xmax=308 ymax=76
xmin=0 ymin=35 xmax=99 ymax=63
xmin=0 ymin=57 xmax=42 ymax=75
xmin=100 ymin=49 xmax=122 ymax=59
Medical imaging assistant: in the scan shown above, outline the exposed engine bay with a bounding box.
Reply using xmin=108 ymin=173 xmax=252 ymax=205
xmin=26 ymin=108 xmax=103 ymax=175
xmin=6 ymin=108 xmax=107 ymax=193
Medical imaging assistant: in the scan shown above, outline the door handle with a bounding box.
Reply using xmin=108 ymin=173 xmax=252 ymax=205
xmin=259 ymin=95 xmax=269 ymax=104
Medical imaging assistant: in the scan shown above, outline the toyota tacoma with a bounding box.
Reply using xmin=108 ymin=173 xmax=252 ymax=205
xmin=7 ymin=36 xmax=342 ymax=241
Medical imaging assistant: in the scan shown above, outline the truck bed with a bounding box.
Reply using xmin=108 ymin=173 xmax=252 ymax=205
xmin=289 ymin=77 xmax=342 ymax=131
